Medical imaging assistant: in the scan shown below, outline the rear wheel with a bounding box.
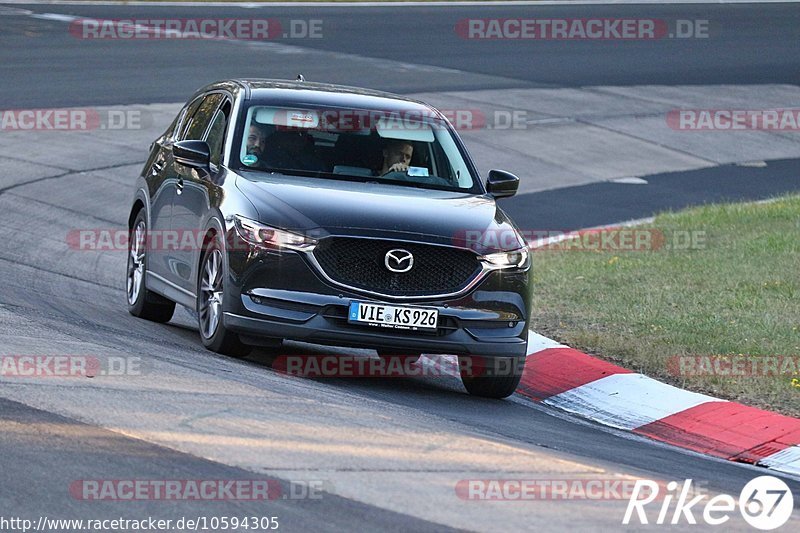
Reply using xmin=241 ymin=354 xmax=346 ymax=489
xmin=126 ymin=211 xmax=175 ymax=323
xmin=197 ymin=236 xmax=251 ymax=358
xmin=459 ymin=355 xmax=525 ymax=399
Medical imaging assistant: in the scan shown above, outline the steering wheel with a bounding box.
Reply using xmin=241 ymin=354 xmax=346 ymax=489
xmin=379 ymin=170 xmax=411 ymax=181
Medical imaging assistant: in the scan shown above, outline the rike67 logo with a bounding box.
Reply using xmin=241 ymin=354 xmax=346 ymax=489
xmin=623 ymin=476 xmax=794 ymax=530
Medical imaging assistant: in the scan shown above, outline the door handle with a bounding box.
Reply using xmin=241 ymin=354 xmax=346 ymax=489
xmin=176 ymin=177 xmax=184 ymax=195
xmin=151 ymin=161 xmax=164 ymax=176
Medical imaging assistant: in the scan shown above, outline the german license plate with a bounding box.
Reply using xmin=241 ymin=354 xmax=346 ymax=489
xmin=348 ymin=301 xmax=438 ymax=331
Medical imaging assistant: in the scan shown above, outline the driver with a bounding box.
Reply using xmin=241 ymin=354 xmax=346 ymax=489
xmin=378 ymin=140 xmax=413 ymax=175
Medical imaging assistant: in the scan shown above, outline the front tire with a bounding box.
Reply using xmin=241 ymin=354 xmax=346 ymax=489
xmin=459 ymin=355 xmax=525 ymax=399
xmin=127 ymin=211 xmax=176 ymax=323
xmin=197 ymin=235 xmax=251 ymax=358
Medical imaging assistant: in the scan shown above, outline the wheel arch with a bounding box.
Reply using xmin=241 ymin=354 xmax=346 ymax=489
xmin=196 ymin=214 xmax=227 ymax=288
xmin=128 ymin=189 xmax=150 ymax=230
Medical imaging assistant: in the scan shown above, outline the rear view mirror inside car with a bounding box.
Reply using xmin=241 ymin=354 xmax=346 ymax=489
xmin=256 ymin=107 xmax=320 ymax=128
xmin=376 ymin=116 xmax=435 ymax=143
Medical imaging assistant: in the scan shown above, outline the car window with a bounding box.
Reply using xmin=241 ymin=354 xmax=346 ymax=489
xmin=175 ymin=97 xmax=204 ymax=140
xmin=206 ymin=104 xmax=229 ymax=167
xmin=182 ymin=93 xmax=224 ymax=141
xmin=237 ymin=105 xmax=477 ymax=192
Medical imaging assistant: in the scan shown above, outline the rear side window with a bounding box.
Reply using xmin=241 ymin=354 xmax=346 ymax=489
xmin=206 ymin=102 xmax=230 ymax=167
xmin=182 ymin=93 xmax=224 ymax=141
xmin=176 ymin=97 xmax=204 ymax=140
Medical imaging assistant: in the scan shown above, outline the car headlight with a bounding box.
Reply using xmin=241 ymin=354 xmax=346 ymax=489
xmin=233 ymin=215 xmax=317 ymax=252
xmin=480 ymin=247 xmax=530 ymax=270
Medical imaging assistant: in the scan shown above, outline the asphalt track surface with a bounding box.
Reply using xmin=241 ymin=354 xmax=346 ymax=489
xmin=504 ymin=158 xmax=800 ymax=231
xmin=1 ymin=2 xmax=800 ymax=532
xmin=1 ymin=2 xmax=800 ymax=106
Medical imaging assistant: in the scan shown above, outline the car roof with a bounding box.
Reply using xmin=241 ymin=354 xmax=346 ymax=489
xmin=200 ymin=79 xmax=441 ymax=115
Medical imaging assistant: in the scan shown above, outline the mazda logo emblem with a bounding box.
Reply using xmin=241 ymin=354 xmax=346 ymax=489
xmin=385 ymin=249 xmax=414 ymax=273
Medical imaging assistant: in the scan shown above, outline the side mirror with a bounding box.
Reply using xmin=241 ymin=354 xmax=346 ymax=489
xmin=486 ymin=169 xmax=519 ymax=199
xmin=173 ymin=140 xmax=210 ymax=169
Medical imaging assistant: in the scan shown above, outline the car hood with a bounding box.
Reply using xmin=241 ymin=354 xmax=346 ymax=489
xmin=235 ymin=172 xmax=522 ymax=254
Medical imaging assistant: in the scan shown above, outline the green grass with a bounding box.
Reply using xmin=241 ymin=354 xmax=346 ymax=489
xmin=531 ymin=194 xmax=800 ymax=417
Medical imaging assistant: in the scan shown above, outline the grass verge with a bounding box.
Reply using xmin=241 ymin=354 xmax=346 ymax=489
xmin=530 ymin=194 xmax=800 ymax=417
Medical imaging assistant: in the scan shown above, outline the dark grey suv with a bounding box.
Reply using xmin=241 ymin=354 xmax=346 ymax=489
xmin=127 ymin=79 xmax=532 ymax=398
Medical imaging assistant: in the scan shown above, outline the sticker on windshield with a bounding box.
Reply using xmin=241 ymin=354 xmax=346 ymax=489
xmin=242 ymin=154 xmax=258 ymax=166
xmin=407 ymin=166 xmax=429 ymax=177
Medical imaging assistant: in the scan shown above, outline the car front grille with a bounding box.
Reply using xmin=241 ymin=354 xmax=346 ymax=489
xmin=312 ymin=237 xmax=482 ymax=297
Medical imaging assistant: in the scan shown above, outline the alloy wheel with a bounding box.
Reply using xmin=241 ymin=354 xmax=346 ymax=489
xmin=199 ymin=248 xmax=224 ymax=338
xmin=127 ymin=220 xmax=146 ymax=305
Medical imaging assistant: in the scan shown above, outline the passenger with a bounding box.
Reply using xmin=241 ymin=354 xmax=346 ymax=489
xmin=245 ymin=123 xmax=269 ymax=161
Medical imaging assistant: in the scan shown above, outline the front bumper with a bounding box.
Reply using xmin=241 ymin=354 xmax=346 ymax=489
xmin=224 ymin=237 xmax=532 ymax=358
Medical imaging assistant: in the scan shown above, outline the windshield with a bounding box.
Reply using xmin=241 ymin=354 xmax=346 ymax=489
xmin=235 ymin=105 xmax=478 ymax=192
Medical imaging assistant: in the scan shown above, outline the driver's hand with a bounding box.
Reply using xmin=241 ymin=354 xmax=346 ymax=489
xmin=385 ymin=162 xmax=409 ymax=174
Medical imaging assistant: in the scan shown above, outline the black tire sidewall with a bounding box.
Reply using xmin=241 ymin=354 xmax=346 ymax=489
xmin=459 ymin=355 xmax=525 ymax=399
